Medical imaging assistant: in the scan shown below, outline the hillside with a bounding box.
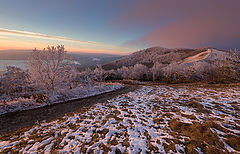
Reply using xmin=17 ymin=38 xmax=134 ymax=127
xmin=71 ymin=53 xmax=122 ymax=71
xmin=102 ymin=47 xmax=230 ymax=70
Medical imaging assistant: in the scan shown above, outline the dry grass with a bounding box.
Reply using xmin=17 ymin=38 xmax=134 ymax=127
xmin=0 ymin=84 xmax=239 ymax=153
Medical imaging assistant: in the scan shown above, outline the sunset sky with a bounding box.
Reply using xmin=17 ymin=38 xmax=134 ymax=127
xmin=0 ymin=0 xmax=239 ymax=54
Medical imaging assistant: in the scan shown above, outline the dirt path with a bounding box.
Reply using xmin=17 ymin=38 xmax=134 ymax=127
xmin=0 ymin=85 xmax=138 ymax=135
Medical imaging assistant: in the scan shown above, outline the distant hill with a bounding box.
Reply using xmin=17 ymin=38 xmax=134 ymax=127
xmin=69 ymin=53 xmax=123 ymax=71
xmin=0 ymin=50 xmax=31 ymax=60
xmin=0 ymin=50 xmax=123 ymax=71
xmin=101 ymin=46 xmax=239 ymax=83
xmin=102 ymin=47 xmax=231 ymax=70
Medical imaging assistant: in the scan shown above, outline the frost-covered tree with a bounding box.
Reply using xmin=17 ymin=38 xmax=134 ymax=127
xmin=27 ymin=45 xmax=72 ymax=93
xmin=208 ymin=53 xmax=239 ymax=83
xmin=151 ymin=62 xmax=164 ymax=81
xmin=130 ymin=64 xmax=148 ymax=80
xmin=121 ymin=66 xmax=131 ymax=80
xmin=162 ymin=62 xmax=176 ymax=80
xmin=93 ymin=65 xmax=105 ymax=81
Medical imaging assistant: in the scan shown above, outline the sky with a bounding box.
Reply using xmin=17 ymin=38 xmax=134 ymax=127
xmin=0 ymin=0 xmax=239 ymax=55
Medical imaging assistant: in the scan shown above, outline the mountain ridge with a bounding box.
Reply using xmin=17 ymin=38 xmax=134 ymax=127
xmin=102 ymin=46 xmax=227 ymax=70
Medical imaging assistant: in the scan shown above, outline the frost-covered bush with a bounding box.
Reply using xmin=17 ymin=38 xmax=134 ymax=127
xmin=103 ymin=69 xmax=119 ymax=80
xmin=93 ymin=65 xmax=105 ymax=81
xmin=0 ymin=66 xmax=30 ymax=98
xmin=71 ymin=68 xmax=93 ymax=86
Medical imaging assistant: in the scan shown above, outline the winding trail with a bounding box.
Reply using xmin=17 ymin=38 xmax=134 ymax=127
xmin=0 ymin=85 xmax=137 ymax=135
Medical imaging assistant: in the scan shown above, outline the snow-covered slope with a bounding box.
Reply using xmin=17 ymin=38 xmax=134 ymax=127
xmin=103 ymin=47 xmax=212 ymax=70
xmin=103 ymin=47 xmax=231 ymax=70
xmin=183 ymin=49 xmax=211 ymax=63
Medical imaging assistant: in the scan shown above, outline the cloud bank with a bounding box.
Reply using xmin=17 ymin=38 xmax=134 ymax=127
xmin=0 ymin=28 xmax=97 ymax=45
xmin=119 ymin=0 xmax=240 ymax=49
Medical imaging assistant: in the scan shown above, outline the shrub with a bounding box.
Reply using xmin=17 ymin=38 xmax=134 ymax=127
xmin=0 ymin=66 xmax=29 ymax=97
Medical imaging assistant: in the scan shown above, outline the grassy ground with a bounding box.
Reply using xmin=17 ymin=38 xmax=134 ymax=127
xmin=0 ymin=86 xmax=136 ymax=134
xmin=0 ymin=84 xmax=239 ymax=153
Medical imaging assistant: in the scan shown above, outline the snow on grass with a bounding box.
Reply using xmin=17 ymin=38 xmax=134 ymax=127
xmin=0 ymin=97 xmax=41 ymax=116
xmin=0 ymin=82 xmax=123 ymax=115
xmin=0 ymin=84 xmax=240 ymax=153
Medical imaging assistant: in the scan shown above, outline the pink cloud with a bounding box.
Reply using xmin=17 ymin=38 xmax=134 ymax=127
xmin=142 ymin=10 xmax=240 ymax=48
xmin=118 ymin=0 xmax=240 ymax=48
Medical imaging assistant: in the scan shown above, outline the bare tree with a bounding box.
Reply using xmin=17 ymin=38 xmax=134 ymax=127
xmin=27 ymin=45 xmax=72 ymax=93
